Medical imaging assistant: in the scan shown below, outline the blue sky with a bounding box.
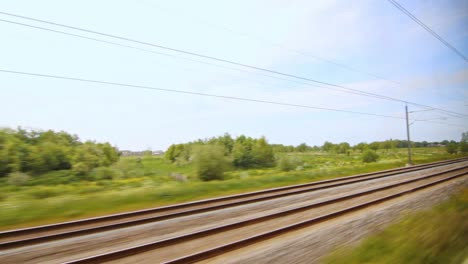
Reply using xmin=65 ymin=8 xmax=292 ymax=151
xmin=1 ymin=0 xmax=467 ymax=150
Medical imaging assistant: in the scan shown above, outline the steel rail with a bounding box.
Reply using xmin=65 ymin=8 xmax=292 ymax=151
xmin=165 ymin=171 xmax=467 ymax=264
xmin=1 ymin=158 xmax=465 ymax=249
xmin=64 ymin=166 xmax=468 ymax=264
xmin=1 ymin=157 xmax=465 ymax=247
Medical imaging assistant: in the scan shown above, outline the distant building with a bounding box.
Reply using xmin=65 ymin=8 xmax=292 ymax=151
xmin=427 ymin=143 xmax=445 ymax=147
xmin=152 ymin=150 xmax=164 ymax=156
xmin=120 ymin=150 xmax=164 ymax=156
xmin=120 ymin=150 xmax=133 ymax=156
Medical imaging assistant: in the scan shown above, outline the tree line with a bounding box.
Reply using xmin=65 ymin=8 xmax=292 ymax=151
xmin=165 ymin=133 xmax=275 ymax=169
xmin=0 ymin=128 xmax=119 ymax=177
xmin=269 ymin=139 xmax=467 ymax=154
xmin=165 ymin=133 xmax=468 ymax=181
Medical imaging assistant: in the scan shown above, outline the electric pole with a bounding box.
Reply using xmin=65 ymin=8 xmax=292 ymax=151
xmin=405 ymin=105 xmax=413 ymax=165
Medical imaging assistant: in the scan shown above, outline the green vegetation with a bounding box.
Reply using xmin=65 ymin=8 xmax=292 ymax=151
xmin=277 ymin=155 xmax=301 ymax=171
xmin=362 ymin=150 xmax=379 ymax=163
xmin=7 ymin=172 xmax=31 ymax=186
xmin=165 ymin=134 xmax=275 ymax=169
xmin=325 ymin=188 xmax=468 ymax=264
xmin=446 ymin=142 xmax=459 ymax=154
xmin=193 ymin=145 xmax=230 ymax=181
xmin=1 ymin=145 xmax=466 ymax=230
xmin=0 ymin=128 xmax=119 ymax=177
xmin=1 ymin=128 xmax=468 ymax=230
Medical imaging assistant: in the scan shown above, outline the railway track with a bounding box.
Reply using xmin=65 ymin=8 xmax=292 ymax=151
xmin=0 ymin=157 xmax=465 ymax=249
xmin=0 ymin=158 xmax=467 ymax=264
xmin=65 ymin=162 xmax=468 ymax=263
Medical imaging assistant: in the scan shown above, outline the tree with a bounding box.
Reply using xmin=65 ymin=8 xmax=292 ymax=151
xmin=458 ymin=131 xmax=468 ymax=153
xmin=460 ymin=141 xmax=468 ymax=153
xmin=337 ymin=142 xmax=350 ymax=154
xmin=232 ymin=136 xmax=275 ymax=168
xmin=462 ymin=132 xmax=468 ymax=142
xmin=232 ymin=140 xmax=253 ymax=168
xmin=29 ymin=142 xmax=71 ymax=173
xmin=322 ymin=141 xmax=335 ymax=152
xmin=295 ymin=143 xmax=309 ymax=152
xmin=369 ymin=142 xmax=380 ymax=151
xmin=354 ymin=142 xmax=368 ymax=153
xmin=193 ymin=145 xmax=229 ymax=181
xmin=446 ymin=142 xmax=458 ymax=154
xmin=0 ymin=131 xmax=22 ymax=175
xmin=381 ymin=140 xmax=396 ymax=152
xmin=251 ymin=137 xmax=275 ymax=167
xmin=362 ymin=150 xmax=379 ymax=163
xmin=0 ymin=128 xmax=119 ymax=177
xmin=217 ymin=133 xmax=234 ymax=155
xmin=165 ymin=144 xmax=189 ymax=162
xmin=165 ymin=144 xmax=177 ymax=162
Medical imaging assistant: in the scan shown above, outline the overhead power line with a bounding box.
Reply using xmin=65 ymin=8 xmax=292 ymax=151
xmin=0 ymin=12 xmax=403 ymax=104
xmin=0 ymin=69 xmax=400 ymax=118
xmin=0 ymin=11 xmax=467 ymax=119
xmin=0 ymin=18 xmax=391 ymax=100
xmin=386 ymin=0 xmax=468 ymax=62
xmin=0 ymin=69 xmax=466 ymax=128
xmin=145 ymin=2 xmax=404 ymax=86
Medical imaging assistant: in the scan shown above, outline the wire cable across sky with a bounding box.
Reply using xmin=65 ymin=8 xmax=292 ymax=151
xmin=0 ymin=18 xmax=392 ymax=101
xmin=0 ymin=68 xmax=466 ymax=128
xmin=0 ymin=11 xmax=467 ymax=119
xmin=387 ymin=0 xmax=468 ymax=62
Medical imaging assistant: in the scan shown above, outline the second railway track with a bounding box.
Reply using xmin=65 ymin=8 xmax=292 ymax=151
xmin=0 ymin=157 xmax=466 ymax=249
xmin=61 ymin=162 xmax=468 ymax=264
xmin=0 ymin=158 xmax=467 ymax=264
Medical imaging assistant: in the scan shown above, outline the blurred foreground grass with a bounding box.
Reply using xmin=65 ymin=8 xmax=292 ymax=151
xmin=325 ymin=188 xmax=468 ymax=264
xmin=0 ymin=147 xmax=466 ymax=230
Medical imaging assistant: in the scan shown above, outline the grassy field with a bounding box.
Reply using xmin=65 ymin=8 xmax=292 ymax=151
xmin=0 ymin=147 xmax=466 ymax=230
xmin=325 ymin=188 xmax=468 ymax=264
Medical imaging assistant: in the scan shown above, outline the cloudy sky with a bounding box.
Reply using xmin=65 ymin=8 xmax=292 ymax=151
xmin=1 ymin=0 xmax=467 ymax=150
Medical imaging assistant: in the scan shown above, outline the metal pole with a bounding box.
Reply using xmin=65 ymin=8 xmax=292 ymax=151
xmin=405 ymin=105 xmax=413 ymax=165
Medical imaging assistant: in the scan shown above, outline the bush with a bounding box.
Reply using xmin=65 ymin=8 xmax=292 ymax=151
xmin=72 ymin=162 xmax=93 ymax=176
xmin=27 ymin=187 xmax=60 ymax=199
xmin=91 ymin=167 xmax=122 ymax=180
xmin=362 ymin=150 xmax=379 ymax=163
xmin=459 ymin=141 xmax=468 ymax=153
xmin=7 ymin=172 xmax=31 ymax=186
xmin=278 ymin=156 xmax=301 ymax=171
xmin=446 ymin=142 xmax=458 ymax=154
xmin=193 ymin=145 xmax=229 ymax=181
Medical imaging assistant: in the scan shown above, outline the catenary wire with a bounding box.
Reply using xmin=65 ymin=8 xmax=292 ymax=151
xmin=0 ymin=11 xmax=467 ymax=118
xmin=386 ymin=0 xmax=468 ymax=62
xmin=0 ymin=16 xmax=402 ymax=102
xmin=0 ymin=69 xmax=410 ymax=119
xmin=0 ymin=18 xmax=396 ymax=101
xmin=140 ymin=1 xmax=405 ymax=86
xmin=0 ymin=69 xmax=466 ymax=128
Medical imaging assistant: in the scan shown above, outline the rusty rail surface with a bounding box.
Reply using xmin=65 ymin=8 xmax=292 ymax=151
xmin=64 ymin=164 xmax=468 ymax=264
xmin=1 ymin=158 xmax=465 ymax=249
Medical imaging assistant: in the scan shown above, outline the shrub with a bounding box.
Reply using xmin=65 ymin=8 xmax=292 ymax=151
xmin=169 ymin=172 xmax=188 ymax=182
xmin=459 ymin=141 xmax=468 ymax=153
xmin=193 ymin=145 xmax=229 ymax=181
xmin=72 ymin=162 xmax=92 ymax=176
xmin=91 ymin=167 xmax=122 ymax=180
xmin=278 ymin=156 xmax=301 ymax=171
xmin=362 ymin=150 xmax=379 ymax=163
xmin=7 ymin=172 xmax=30 ymax=186
xmin=446 ymin=142 xmax=458 ymax=154
xmin=27 ymin=187 xmax=60 ymax=199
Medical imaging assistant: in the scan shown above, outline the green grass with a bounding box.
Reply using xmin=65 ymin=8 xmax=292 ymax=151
xmin=324 ymin=188 xmax=468 ymax=264
xmin=0 ymin=147 xmax=466 ymax=230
